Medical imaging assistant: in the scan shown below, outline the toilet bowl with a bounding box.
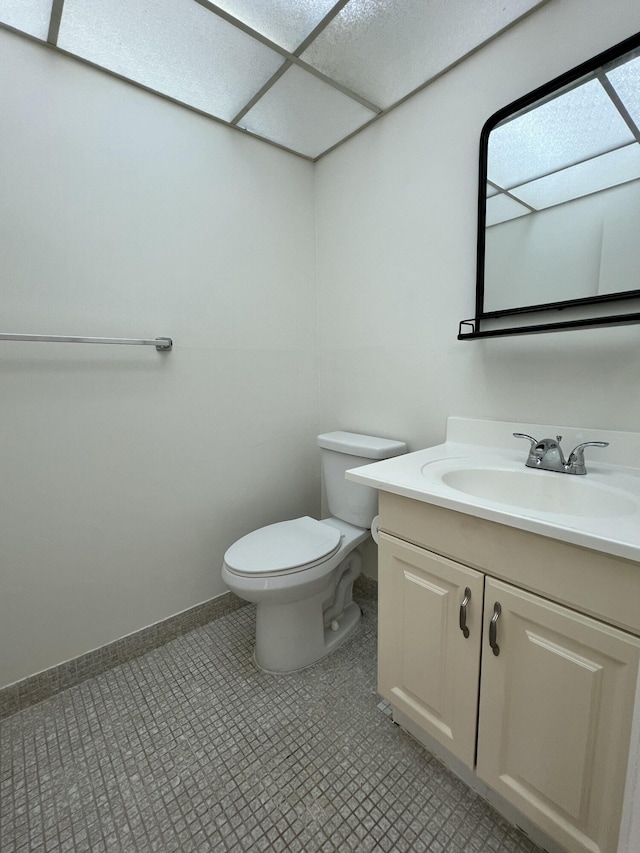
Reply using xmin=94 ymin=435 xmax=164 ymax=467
xmin=221 ymin=431 xmax=407 ymax=673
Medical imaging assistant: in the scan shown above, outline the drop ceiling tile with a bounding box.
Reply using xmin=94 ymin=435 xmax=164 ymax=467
xmin=240 ymin=63 xmax=376 ymax=159
xmin=300 ymin=0 xmax=547 ymax=109
xmin=606 ymin=53 xmax=640 ymax=131
xmin=211 ymin=0 xmax=340 ymax=52
xmin=511 ymin=144 xmax=640 ymax=210
xmin=0 ymin=0 xmax=52 ymax=39
xmin=487 ymin=78 xmax=635 ymax=188
xmin=58 ymin=0 xmax=285 ymax=122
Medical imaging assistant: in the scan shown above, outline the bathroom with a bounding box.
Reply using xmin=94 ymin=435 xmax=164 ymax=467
xmin=2 ymin=0 xmax=640 ymax=850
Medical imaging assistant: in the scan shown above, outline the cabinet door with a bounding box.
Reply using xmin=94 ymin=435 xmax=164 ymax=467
xmin=378 ymin=532 xmax=484 ymax=768
xmin=477 ymin=577 xmax=640 ymax=853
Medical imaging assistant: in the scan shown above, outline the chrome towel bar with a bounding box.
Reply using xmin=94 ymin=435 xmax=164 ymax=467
xmin=0 ymin=333 xmax=172 ymax=351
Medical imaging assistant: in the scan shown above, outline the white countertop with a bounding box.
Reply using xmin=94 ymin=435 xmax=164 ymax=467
xmin=347 ymin=417 xmax=640 ymax=563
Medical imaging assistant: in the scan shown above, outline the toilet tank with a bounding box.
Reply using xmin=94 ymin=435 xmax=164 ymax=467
xmin=317 ymin=431 xmax=407 ymax=528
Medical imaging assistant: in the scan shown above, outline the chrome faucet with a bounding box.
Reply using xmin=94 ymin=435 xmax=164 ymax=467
xmin=513 ymin=433 xmax=609 ymax=475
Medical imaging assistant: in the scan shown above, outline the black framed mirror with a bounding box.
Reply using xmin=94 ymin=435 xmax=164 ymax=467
xmin=459 ymin=31 xmax=640 ymax=340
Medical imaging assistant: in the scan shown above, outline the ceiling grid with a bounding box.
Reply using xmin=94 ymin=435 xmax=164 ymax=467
xmin=0 ymin=0 xmax=548 ymax=160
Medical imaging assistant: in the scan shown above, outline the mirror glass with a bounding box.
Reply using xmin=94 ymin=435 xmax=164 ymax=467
xmin=477 ymin=34 xmax=640 ymax=328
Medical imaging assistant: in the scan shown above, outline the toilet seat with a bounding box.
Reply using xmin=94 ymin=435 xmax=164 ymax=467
xmin=223 ymin=516 xmax=342 ymax=577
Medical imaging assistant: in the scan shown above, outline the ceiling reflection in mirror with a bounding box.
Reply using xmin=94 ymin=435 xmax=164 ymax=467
xmin=473 ymin=34 xmax=640 ymax=335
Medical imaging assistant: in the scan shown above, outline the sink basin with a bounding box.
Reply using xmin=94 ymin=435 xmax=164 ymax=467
xmin=346 ymin=418 xmax=640 ymax=561
xmin=440 ymin=466 xmax=637 ymax=518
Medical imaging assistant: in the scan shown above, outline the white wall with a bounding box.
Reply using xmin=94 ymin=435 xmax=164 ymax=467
xmin=315 ymin=0 xmax=640 ymax=458
xmin=0 ymin=31 xmax=319 ymax=688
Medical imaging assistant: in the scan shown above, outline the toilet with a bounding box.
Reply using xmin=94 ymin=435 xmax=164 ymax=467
xmin=221 ymin=431 xmax=407 ymax=673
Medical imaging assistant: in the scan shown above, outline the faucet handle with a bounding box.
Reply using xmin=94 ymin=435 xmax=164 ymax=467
xmin=513 ymin=432 xmax=537 ymax=447
xmin=513 ymin=433 xmax=539 ymax=466
xmin=567 ymin=441 xmax=609 ymax=474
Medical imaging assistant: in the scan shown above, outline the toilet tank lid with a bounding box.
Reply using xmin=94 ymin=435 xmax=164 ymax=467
xmin=317 ymin=431 xmax=407 ymax=459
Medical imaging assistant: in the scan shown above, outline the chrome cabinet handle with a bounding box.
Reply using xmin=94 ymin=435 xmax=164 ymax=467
xmin=459 ymin=587 xmax=471 ymax=638
xmin=489 ymin=602 xmax=501 ymax=656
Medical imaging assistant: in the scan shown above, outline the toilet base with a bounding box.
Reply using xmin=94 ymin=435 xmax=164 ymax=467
xmin=254 ymin=599 xmax=362 ymax=674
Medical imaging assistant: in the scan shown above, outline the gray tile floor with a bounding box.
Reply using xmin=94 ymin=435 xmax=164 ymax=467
xmin=0 ymin=593 xmax=543 ymax=852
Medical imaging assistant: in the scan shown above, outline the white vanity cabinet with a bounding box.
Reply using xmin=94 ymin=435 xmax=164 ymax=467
xmin=378 ymin=534 xmax=484 ymax=769
xmin=377 ymin=492 xmax=640 ymax=853
xmin=477 ymin=577 xmax=640 ymax=853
